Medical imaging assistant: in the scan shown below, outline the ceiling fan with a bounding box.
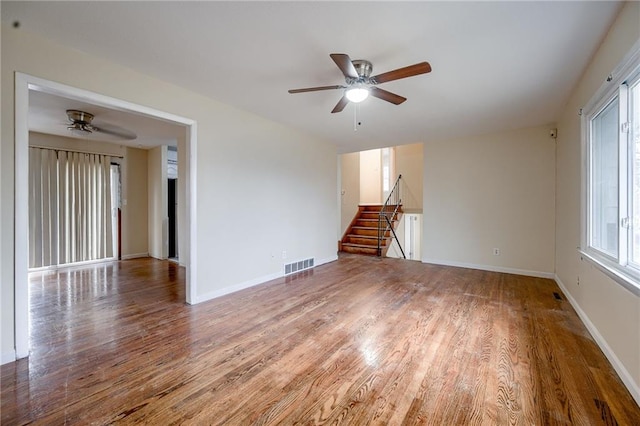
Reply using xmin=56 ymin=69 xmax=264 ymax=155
xmin=288 ymin=53 xmax=432 ymax=113
xmin=66 ymin=109 xmax=137 ymax=140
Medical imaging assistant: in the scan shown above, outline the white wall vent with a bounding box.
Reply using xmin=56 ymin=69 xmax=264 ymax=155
xmin=284 ymin=257 xmax=315 ymax=276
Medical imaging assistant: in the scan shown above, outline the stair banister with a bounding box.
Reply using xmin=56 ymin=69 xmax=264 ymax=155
xmin=377 ymin=175 xmax=406 ymax=258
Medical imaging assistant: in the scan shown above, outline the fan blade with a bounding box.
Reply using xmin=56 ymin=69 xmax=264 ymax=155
xmin=93 ymin=124 xmax=137 ymax=140
xmin=289 ymin=85 xmax=345 ymax=94
xmin=331 ymin=96 xmax=349 ymax=114
xmin=369 ymin=87 xmax=407 ymax=105
xmin=371 ymin=62 xmax=431 ymax=84
xmin=330 ymin=53 xmax=358 ymax=79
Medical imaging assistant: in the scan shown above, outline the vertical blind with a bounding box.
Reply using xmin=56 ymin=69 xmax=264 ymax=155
xmin=29 ymin=147 xmax=114 ymax=268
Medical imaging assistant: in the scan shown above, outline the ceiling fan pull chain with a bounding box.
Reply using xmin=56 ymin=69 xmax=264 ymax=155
xmin=354 ymin=103 xmax=358 ymax=131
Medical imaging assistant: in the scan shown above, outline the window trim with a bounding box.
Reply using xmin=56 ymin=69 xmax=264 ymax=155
xmin=578 ymin=249 xmax=640 ymax=296
xmin=580 ymin=39 xmax=640 ymax=296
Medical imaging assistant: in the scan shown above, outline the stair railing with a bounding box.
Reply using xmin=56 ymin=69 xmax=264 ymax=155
xmin=377 ymin=174 xmax=406 ymax=258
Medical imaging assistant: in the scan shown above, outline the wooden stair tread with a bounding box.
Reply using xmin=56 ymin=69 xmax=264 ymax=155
xmin=348 ymin=234 xmax=387 ymax=239
xmin=340 ymin=245 xmax=379 ymax=255
xmin=344 ymin=237 xmax=388 ymax=246
xmin=351 ymin=227 xmax=394 ymax=232
xmin=342 ymin=242 xmax=381 ymax=249
xmin=356 ymin=218 xmax=398 ymax=221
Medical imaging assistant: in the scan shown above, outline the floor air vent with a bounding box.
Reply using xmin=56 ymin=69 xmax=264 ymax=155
xmin=284 ymin=258 xmax=314 ymax=276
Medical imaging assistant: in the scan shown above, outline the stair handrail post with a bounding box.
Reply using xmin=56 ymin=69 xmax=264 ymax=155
xmin=377 ymin=212 xmax=382 ymax=256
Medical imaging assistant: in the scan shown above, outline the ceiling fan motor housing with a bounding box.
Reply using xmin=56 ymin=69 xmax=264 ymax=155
xmin=348 ymin=60 xmax=373 ymax=84
xmin=67 ymin=109 xmax=95 ymax=125
xmin=66 ymin=109 xmax=96 ymax=133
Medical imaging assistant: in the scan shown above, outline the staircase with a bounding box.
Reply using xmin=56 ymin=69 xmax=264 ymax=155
xmin=340 ymin=204 xmax=403 ymax=256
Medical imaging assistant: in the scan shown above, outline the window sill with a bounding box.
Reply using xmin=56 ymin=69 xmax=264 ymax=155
xmin=578 ymin=249 xmax=640 ymax=296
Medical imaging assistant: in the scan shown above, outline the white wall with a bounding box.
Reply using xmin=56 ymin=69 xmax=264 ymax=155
xmin=555 ymin=1 xmax=640 ymax=404
xmin=340 ymin=152 xmax=360 ymax=235
xmin=121 ymin=147 xmax=149 ymax=259
xmin=395 ymin=143 xmax=423 ymax=213
xmin=1 ymin=27 xmax=337 ymax=361
xmin=359 ymin=149 xmax=382 ymax=204
xmin=147 ymin=145 xmax=167 ymax=260
xmin=422 ymin=125 xmax=556 ymax=277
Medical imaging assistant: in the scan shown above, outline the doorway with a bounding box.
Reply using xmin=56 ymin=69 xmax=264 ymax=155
xmin=168 ymin=178 xmax=178 ymax=260
xmin=14 ymin=72 xmax=198 ymax=359
xmin=167 ymin=145 xmax=179 ymax=261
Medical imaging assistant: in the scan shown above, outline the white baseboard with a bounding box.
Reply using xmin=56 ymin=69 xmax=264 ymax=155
xmin=1 ymin=350 xmax=16 ymax=365
xmin=193 ymin=254 xmax=338 ymax=304
xmin=421 ymin=258 xmax=555 ymax=279
xmin=315 ymin=255 xmax=339 ymax=268
xmin=555 ymin=274 xmax=640 ymax=407
xmin=194 ymin=271 xmax=282 ymax=304
xmin=121 ymin=252 xmax=149 ymax=260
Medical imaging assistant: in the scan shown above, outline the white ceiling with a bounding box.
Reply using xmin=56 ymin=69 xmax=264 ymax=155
xmin=2 ymin=1 xmax=622 ymax=153
xmin=29 ymin=90 xmax=185 ymax=148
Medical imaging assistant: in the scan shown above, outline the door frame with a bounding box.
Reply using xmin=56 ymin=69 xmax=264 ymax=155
xmin=14 ymin=72 xmax=199 ymax=359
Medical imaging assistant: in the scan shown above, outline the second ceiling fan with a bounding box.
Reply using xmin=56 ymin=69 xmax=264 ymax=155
xmin=288 ymin=53 xmax=432 ymax=113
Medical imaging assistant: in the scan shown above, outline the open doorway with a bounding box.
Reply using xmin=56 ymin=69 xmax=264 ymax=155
xmin=168 ymin=146 xmax=179 ymax=261
xmin=339 ymin=143 xmax=423 ymax=260
xmin=14 ymin=73 xmax=198 ymax=359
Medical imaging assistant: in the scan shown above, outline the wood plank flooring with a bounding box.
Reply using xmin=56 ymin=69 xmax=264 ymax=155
xmin=2 ymin=254 xmax=639 ymax=425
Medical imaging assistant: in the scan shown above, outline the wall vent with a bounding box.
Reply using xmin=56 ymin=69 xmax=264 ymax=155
xmin=284 ymin=257 xmax=315 ymax=276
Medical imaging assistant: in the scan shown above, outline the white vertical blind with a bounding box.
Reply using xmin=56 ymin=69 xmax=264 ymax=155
xmin=29 ymin=147 xmax=113 ymax=268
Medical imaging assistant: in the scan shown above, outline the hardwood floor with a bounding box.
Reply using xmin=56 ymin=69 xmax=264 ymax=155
xmin=2 ymin=255 xmax=639 ymax=425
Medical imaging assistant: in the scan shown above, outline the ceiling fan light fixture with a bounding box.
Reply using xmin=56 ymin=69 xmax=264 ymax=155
xmin=345 ymin=86 xmax=369 ymax=103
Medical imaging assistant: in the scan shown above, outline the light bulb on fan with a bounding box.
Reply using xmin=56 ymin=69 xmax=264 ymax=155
xmin=345 ymin=85 xmax=369 ymax=103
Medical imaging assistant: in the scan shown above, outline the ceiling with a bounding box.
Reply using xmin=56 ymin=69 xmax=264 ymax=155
xmin=2 ymin=1 xmax=622 ymax=153
xmin=29 ymin=90 xmax=185 ymax=148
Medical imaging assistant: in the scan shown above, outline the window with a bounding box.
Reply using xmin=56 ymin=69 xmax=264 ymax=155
xmin=381 ymin=147 xmax=394 ymax=200
xmin=582 ymin=43 xmax=640 ymax=292
xmin=28 ymin=148 xmax=116 ymax=269
xmin=589 ymin=97 xmax=619 ymax=258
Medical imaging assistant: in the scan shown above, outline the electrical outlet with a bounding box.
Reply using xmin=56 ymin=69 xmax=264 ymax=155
xmin=493 ymin=248 xmax=500 ymax=256
xmin=282 ymin=250 xmax=287 ymax=259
